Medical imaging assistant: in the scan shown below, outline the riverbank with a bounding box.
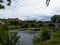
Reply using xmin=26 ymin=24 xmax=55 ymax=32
xmin=33 ymin=30 xmax=60 ymax=45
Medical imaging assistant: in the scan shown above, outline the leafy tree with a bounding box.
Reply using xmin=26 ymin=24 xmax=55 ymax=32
xmin=27 ymin=20 xmax=36 ymax=23
xmin=0 ymin=0 xmax=50 ymax=9
xmin=0 ymin=0 xmax=11 ymax=9
xmin=0 ymin=5 xmax=4 ymax=9
xmin=51 ymin=15 xmax=60 ymax=23
xmin=7 ymin=0 xmax=11 ymax=6
xmin=33 ymin=28 xmax=51 ymax=45
xmin=8 ymin=20 xmax=19 ymax=25
xmin=51 ymin=15 xmax=57 ymax=22
xmin=46 ymin=0 xmax=50 ymax=6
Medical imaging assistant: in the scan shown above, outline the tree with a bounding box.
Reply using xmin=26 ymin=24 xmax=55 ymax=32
xmin=51 ymin=15 xmax=60 ymax=23
xmin=0 ymin=0 xmax=11 ymax=9
xmin=51 ymin=15 xmax=57 ymax=22
xmin=8 ymin=20 xmax=19 ymax=25
xmin=0 ymin=0 xmax=50 ymax=9
xmin=7 ymin=0 xmax=11 ymax=6
xmin=46 ymin=0 xmax=50 ymax=6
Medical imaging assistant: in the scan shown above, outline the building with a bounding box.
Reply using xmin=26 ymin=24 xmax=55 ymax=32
xmin=0 ymin=20 xmax=5 ymax=25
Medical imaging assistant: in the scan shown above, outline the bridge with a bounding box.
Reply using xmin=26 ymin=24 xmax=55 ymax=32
xmin=38 ymin=22 xmax=60 ymax=31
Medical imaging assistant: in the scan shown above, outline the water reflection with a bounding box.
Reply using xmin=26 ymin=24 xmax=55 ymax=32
xmin=0 ymin=31 xmax=40 ymax=45
xmin=18 ymin=31 xmax=40 ymax=45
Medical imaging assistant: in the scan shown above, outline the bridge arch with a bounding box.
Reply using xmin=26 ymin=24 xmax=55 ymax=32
xmin=39 ymin=23 xmax=45 ymax=27
xmin=47 ymin=23 xmax=55 ymax=27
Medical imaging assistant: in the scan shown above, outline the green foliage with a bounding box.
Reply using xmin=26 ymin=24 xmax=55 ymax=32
xmin=40 ymin=32 xmax=60 ymax=45
xmin=0 ymin=0 xmax=11 ymax=9
xmin=8 ymin=26 xmax=21 ymax=30
xmin=40 ymin=38 xmax=60 ymax=45
xmin=51 ymin=15 xmax=60 ymax=22
xmin=46 ymin=0 xmax=50 ymax=6
xmin=7 ymin=0 xmax=11 ymax=6
xmin=2 ymin=25 xmax=8 ymax=31
xmin=33 ymin=29 xmax=60 ymax=45
xmin=51 ymin=15 xmax=57 ymax=22
xmin=0 ymin=32 xmax=20 ymax=45
xmin=40 ymin=30 xmax=51 ymax=42
xmin=8 ymin=20 xmax=19 ymax=25
xmin=26 ymin=20 xmax=36 ymax=23
xmin=52 ymin=31 xmax=60 ymax=38
xmin=33 ymin=28 xmax=51 ymax=45
xmin=8 ymin=32 xmax=20 ymax=45
xmin=0 ymin=24 xmax=8 ymax=31
xmin=0 ymin=24 xmax=20 ymax=45
xmin=21 ymin=24 xmax=29 ymax=28
xmin=0 ymin=5 xmax=4 ymax=9
xmin=33 ymin=36 xmax=40 ymax=45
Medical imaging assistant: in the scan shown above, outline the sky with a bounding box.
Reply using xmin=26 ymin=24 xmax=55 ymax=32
xmin=0 ymin=0 xmax=60 ymax=21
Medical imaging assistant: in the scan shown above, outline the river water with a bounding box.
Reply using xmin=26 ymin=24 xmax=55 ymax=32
xmin=18 ymin=31 xmax=40 ymax=45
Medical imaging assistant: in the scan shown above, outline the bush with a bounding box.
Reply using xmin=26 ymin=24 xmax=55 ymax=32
xmin=0 ymin=24 xmax=8 ymax=31
xmin=33 ymin=28 xmax=51 ymax=45
xmin=40 ymin=30 xmax=51 ymax=42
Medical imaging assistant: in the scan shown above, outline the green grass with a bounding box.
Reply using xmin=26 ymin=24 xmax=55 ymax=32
xmin=0 ymin=43 xmax=2 ymax=45
xmin=39 ymin=38 xmax=60 ymax=45
xmin=33 ymin=31 xmax=60 ymax=45
xmin=8 ymin=25 xmax=21 ymax=30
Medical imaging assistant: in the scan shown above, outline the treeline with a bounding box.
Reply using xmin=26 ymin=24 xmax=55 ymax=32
xmin=0 ymin=15 xmax=60 ymax=28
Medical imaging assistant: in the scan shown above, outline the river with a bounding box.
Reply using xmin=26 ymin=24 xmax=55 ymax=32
xmin=17 ymin=31 xmax=40 ymax=45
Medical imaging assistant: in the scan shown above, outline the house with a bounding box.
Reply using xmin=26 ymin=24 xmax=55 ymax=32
xmin=0 ymin=20 xmax=5 ymax=25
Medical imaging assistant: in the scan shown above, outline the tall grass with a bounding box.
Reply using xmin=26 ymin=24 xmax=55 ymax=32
xmin=0 ymin=24 xmax=20 ymax=45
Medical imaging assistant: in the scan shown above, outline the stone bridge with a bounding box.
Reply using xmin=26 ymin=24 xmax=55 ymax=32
xmin=39 ymin=22 xmax=60 ymax=31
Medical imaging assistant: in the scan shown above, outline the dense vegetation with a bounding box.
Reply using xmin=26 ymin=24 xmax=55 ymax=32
xmin=33 ymin=27 xmax=60 ymax=45
xmin=0 ymin=25 xmax=20 ymax=45
xmin=51 ymin=15 xmax=60 ymax=23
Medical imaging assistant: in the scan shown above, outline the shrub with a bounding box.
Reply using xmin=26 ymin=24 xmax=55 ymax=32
xmin=40 ymin=30 xmax=51 ymax=42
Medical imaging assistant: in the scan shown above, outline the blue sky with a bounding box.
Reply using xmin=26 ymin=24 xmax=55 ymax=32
xmin=0 ymin=0 xmax=60 ymax=21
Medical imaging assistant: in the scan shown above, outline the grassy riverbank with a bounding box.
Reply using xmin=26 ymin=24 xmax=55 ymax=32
xmin=8 ymin=25 xmax=21 ymax=30
xmin=33 ymin=27 xmax=60 ymax=45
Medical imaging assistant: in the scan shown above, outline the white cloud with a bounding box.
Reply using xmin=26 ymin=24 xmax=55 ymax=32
xmin=0 ymin=0 xmax=60 ymax=20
